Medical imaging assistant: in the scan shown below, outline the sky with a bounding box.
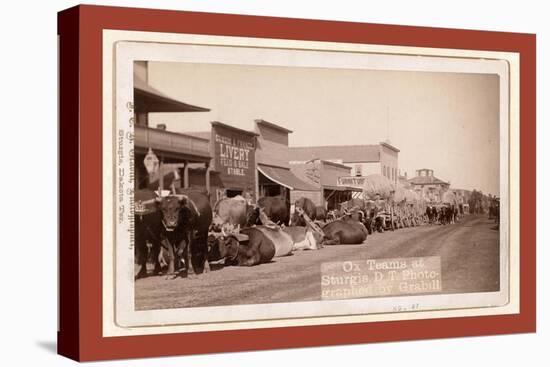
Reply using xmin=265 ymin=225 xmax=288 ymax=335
xmin=147 ymin=62 xmax=500 ymax=195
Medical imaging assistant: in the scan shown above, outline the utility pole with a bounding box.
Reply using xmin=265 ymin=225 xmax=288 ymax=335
xmin=386 ymin=105 xmax=390 ymax=142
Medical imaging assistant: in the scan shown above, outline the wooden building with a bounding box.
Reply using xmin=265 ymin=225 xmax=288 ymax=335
xmin=208 ymin=121 xmax=258 ymax=200
xmin=133 ymin=73 xmax=213 ymax=193
xmin=290 ymin=159 xmax=362 ymax=210
xmin=254 ymin=119 xmax=318 ymax=202
xmin=289 ymin=141 xmax=400 ymax=184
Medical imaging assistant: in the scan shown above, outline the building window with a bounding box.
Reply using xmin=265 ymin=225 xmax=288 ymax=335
xmin=355 ymin=164 xmax=362 ymax=176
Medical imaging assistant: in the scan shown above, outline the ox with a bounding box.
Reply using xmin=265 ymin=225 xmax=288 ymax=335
xmin=135 ymin=189 xmax=212 ymax=279
xmin=257 ymin=207 xmax=323 ymax=252
xmin=283 ymin=226 xmax=324 ymax=251
xmin=246 ymin=195 xmax=290 ymax=226
xmin=322 ymin=217 xmax=368 ymax=245
xmin=211 ymin=195 xmax=254 ymax=231
xmin=134 ymin=190 xmax=163 ymax=279
xmin=291 ymin=197 xmax=327 ymax=226
xmin=285 ymin=207 xmax=324 ymax=250
xmin=208 ymin=228 xmax=276 ymax=267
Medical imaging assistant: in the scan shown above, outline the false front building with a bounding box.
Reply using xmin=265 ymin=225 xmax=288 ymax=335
xmin=184 ymin=119 xmax=317 ymax=205
xmin=254 ymin=119 xmax=318 ymax=202
xmin=289 ymin=141 xmax=400 ymax=185
xmin=289 ymin=159 xmax=361 ymax=210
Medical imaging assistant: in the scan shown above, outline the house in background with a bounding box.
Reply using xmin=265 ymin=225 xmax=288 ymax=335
xmin=408 ymin=168 xmax=450 ymax=203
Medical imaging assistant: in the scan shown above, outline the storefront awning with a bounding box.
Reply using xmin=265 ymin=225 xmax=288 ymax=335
xmin=134 ymin=76 xmax=210 ymax=113
xmin=258 ymin=165 xmax=318 ymax=191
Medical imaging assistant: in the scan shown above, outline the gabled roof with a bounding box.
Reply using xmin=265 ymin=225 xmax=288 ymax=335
xmin=289 ymin=145 xmax=380 ymax=163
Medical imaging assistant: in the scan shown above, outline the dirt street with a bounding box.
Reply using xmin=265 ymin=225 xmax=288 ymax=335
xmin=135 ymin=214 xmax=499 ymax=310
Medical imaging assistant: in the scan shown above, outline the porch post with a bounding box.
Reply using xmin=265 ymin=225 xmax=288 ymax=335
xmin=183 ymin=161 xmax=189 ymax=188
xmin=205 ymin=162 xmax=210 ymax=195
xmin=255 ymin=167 xmax=260 ymax=201
xmin=159 ymin=157 xmax=164 ymax=192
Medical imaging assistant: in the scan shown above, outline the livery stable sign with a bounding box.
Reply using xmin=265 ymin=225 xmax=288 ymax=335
xmin=212 ymin=122 xmax=256 ymax=190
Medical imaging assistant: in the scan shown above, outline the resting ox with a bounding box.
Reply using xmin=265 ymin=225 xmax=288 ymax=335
xmin=283 ymin=226 xmax=324 ymax=251
xmin=322 ymin=218 xmax=368 ymax=245
xmin=286 ymin=207 xmax=325 ymax=250
xmin=208 ymin=227 xmax=276 ymax=266
xmin=208 ymin=223 xmax=323 ymax=267
xmin=258 ymin=207 xmax=323 ymax=252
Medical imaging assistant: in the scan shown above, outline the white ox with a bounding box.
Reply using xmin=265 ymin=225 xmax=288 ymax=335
xmin=284 ymin=226 xmax=324 ymax=251
xmin=254 ymin=207 xmax=323 ymax=255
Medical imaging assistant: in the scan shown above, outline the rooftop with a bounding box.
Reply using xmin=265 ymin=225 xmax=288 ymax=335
xmin=255 ymin=119 xmax=293 ymax=134
xmin=183 ymin=123 xmax=259 ymax=141
xmin=134 ymin=75 xmax=210 ymax=113
xmin=288 ymin=145 xmax=381 ymax=163
xmin=211 ymin=121 xmax=259 ymax=137
xmin=380 ymin=141 xmax=400 ymax=153
xmin=408 ymin=175 xmax=449 ymax=186
xmin=289 ymin=159 xmax=351 ymax=170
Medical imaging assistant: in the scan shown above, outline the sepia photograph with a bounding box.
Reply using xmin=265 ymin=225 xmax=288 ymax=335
xmin=109 ymin=38 xmax=513 ymax=330
xmin=47 ymin=2 xmax=538 ymax=363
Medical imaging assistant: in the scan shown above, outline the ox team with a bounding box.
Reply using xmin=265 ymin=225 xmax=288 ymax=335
xmin=135 ymin=190 xmax=473 ymax=280
xmin=135 ymin=191 xmax=372 ymax=279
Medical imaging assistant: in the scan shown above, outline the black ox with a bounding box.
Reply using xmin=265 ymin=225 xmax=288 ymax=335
xmin=134 ymin=189 xmax=212 ymax=279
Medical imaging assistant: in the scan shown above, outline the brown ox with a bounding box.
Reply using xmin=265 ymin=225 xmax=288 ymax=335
xmin=322 ymin=217 xmax=368 ymax=245
xmin=208 ymin=228 xmax=276 ymax=267
xmin=246 ymin=196 xmax=290 ymax=226
xmin=291 ymin=197 xmax=323 ymax=226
